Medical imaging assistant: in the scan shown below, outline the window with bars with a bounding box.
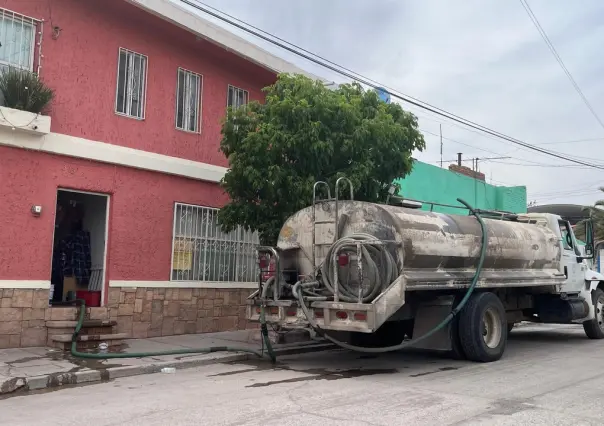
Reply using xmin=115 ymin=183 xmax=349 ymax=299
xmin=115 ymin=48 xmax=147 ymax=119
xmin=227 ymin=85 xmax=248 ymax=109
xmin=171 ymin=203 xmax=260 ymax=283
xmin=0 ymin=8 xmax=39 ymax=73
xmin=176 ymin=68 xmax=202 ymax=133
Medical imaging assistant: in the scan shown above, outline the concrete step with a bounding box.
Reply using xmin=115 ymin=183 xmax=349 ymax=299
xmin=46 ymin=320 xmax=117 ymax=329
xmin=50 ymin=333 xmax=128 ymax=351
xmin=46 ymin=320 xmax=117 ymax=347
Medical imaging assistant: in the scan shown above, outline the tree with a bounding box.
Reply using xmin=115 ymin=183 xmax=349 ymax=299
xmin=217 ymin=73 xmax=425 ymax=245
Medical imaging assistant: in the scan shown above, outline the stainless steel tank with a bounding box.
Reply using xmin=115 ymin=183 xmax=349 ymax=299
xmin=277 ymin=200 xmax=564 ymax=290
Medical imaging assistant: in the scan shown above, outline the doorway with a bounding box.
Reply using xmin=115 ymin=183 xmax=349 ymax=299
xmin=50 ymin=189 xmax=109 ymax=307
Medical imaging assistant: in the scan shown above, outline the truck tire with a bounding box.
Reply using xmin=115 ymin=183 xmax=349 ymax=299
xmin=583 ymin=288 xmax=604 ymax=339
xmin=448 ymin=295 xmax=466 ymax=360
xmin=459 ymin=292 xmax=507 ymax=362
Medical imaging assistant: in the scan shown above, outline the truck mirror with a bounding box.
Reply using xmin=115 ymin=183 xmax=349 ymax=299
xmin=585 ymin=243 xmax=594 ymax=257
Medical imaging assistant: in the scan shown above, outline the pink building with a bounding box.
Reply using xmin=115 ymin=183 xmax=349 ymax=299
xmin=0 ymin=0 xmax=312 ymax=348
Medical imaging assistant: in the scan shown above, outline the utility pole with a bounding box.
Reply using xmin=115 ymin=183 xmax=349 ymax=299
xmin=439 ymin=124 xmax=443 ymax=168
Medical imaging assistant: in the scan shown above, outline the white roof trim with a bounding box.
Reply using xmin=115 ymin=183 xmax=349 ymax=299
xmin=126 ymin=0 xmax=325 ymax=81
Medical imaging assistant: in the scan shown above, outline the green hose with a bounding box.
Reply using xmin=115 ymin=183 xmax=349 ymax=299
xmin=294 ymin=197 xmax=488 ymax=353
xmin=70 ymin=300 xmax=276 ymax=363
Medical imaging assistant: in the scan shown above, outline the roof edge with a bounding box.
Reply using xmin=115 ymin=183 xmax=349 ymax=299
xmin=126 ymin=0 xmax=325 ymax=82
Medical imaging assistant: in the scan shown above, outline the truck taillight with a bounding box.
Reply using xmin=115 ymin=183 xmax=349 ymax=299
xmin=353 ymin=312 xmax=367 ymax=321
xmin=259 ymin=255 xmax=269 ymax=269
xmin=259 ymin=255 xmax=276 ymax=280
xmin=255 ymin=306 xmax=279 ymax=315
xmin=335 ymin=311 xmax=348 ymax=320
xmin=338 ymin=254 xmax=349 ymax=266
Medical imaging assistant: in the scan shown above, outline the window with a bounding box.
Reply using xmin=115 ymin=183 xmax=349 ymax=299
xmin=171 ymin=203 xmax=260 ymax=283
xmin=176 ymin=68 xmax=202 ymax=133
xmin=0 ymin=9 xmax=38 ymax=72
xmin=558 ymin=220 xmax=574 ymax=251
xmin=115 ymin=48 xmax=147 ymax=119
xmin=227 ymin=85 xmax=248 ymax=109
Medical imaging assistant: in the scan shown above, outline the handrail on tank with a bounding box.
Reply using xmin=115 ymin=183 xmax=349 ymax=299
xmin=400 ymin=196 xmax=517 ymax=219
xmin=312 ymin=181 xmax=331 ymax=205
xmin=335 ymin=177 xmax=354 ymax=240
xmin=257 ymin=246 xmax=281 ymax=301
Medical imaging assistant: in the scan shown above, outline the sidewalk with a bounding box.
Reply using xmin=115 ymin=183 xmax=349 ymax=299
xmin=0 ymin=329 xmax=333 ymax=396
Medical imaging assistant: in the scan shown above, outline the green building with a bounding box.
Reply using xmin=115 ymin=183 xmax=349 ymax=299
xmin=394 ymin=160 xmax=527 ymax=215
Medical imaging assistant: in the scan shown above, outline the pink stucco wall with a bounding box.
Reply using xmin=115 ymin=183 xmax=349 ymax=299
xmin=0 ymin=145 xmax=228 ymax=285
xmin=0 ymin=0 xmax=279 ymax=292
xmin=0 ymin=0 xmax=275 ymax=167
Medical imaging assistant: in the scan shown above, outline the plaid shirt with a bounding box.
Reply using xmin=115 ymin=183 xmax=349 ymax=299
xmin=57 ymin=230 xmax=92 ymax=286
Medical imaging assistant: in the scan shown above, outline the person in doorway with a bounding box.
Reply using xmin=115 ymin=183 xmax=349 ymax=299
xmin=63 ymin=204 xmax=92 ymax=288
xmin=51 ymin=202 xmax=92 ymax=302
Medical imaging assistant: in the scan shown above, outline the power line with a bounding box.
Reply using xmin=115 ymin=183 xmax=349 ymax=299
xmin=519 ymin=0 xmax=604 ymax=131
xmin=180 ymin=0 xmax=604 ymax=171
xmin=431 ymin=156 xmax=510 ymax=164
xmin=535 ymin=137 xmax=604 ymax=146
xmin=531 ymin=190 xmax=603 ymax=202
xmin=421 ymin=128 xmax=600 ymax=168
xmin=528 ymin=180 xmax=604 ymax=197
xmin=487 ymin=159 xmax=598 ymax=169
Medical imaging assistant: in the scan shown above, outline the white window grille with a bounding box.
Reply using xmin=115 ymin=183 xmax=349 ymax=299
xmin=227 ymin=85 xmax=248 ymax=109
xmin=176 ymin=68 xmax=202 ymax=133
xmin=0 ymin=8 xmax=42 ymax=74
xmin=171 ymin=203 xmax=260 ymax=283
xmin=115 ymin=48 xmax=147 ymax=119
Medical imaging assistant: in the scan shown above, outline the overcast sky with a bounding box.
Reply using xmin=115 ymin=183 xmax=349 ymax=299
xmin=181 ymin=0 xmax=604 ymax=206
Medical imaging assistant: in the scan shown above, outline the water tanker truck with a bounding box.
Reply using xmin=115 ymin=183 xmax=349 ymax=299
xmin=246 ymin=178 xmax=604 ymax=362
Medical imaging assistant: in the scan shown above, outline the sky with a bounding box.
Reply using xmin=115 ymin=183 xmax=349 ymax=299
xmin=179 ymin=0 xmax=604 ymax=206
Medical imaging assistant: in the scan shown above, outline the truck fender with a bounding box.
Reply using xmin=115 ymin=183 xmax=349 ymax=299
xmin=579 ymin=279 xmax=604 ymax=323
xmin=585 ymin=269 xmax=604 ymax=299
xmin=584 ymin=268 xmax=604 ymax=285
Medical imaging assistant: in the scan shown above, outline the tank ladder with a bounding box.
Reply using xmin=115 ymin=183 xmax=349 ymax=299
xmin=311 ymin=177 xmax=354 ymax=273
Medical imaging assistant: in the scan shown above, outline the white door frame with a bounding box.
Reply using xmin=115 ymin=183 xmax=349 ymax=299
xmin=53 ymin=188 xmax=110 ymax=307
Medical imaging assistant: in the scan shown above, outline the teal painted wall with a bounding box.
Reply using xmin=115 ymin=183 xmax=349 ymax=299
xmin=394 ymin=160 xmax=527 ymax=215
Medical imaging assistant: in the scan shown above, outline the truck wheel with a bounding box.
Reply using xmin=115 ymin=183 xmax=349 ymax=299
xmin=459 ymin=292 xmax=507 ymax=362
xmin=583 ymin=288 xmax=604 ymax=339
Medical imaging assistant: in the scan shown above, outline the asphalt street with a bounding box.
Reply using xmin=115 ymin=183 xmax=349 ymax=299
xmin=2 ymin=323 xmax=604 ymax=425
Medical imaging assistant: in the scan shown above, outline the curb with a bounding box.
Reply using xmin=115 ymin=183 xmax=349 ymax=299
xmin=1 ymin=341 xmax=334 ymax=396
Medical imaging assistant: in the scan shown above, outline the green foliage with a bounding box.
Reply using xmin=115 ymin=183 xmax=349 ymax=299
xmin=0 ymin=67 xmax=54 ymax=114
xmin=576 ymin=187 xmax=604 ymax=242
xmin=218 ymin=73 xmax=425 ymax=244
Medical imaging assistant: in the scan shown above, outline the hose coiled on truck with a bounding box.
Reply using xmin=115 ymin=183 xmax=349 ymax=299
xmin=319 ymin=233 xmax=399 ymax=303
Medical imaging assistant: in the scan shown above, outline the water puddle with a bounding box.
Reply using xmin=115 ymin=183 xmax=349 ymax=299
xmin=246 ymin=368 xmax=398 ymax=387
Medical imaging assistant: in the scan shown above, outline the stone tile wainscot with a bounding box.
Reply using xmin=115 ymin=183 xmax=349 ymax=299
xmin=0 ymin=287 xmax=257 ymax=348
xmin=108 ymin=288 xmax=258 ymax=339
xmin=0 ymin=289 xmax=50 ymax=349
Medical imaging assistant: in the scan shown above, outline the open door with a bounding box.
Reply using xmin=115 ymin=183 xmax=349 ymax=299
xmin=50 ymin=189 xmax=109 ymax=306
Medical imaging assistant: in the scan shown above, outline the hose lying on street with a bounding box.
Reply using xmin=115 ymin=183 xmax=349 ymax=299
xmin=294 ymin=198 xmax=488 ymax=353
xmin=69 ymin=300 xmax=276 ymax=363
